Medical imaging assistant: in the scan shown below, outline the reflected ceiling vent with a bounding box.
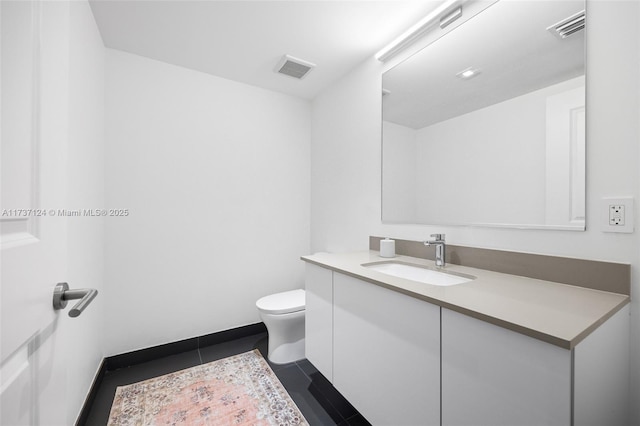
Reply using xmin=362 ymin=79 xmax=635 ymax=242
xmin=275 ymin=55 xmax=315 ymax=80
xmin=547 ymin=10 xmax=585 ymax=39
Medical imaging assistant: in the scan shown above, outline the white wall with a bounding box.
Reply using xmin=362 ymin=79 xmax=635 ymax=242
xmin=381 ymin=121 xmax=416 ymax=223
xmin=65 ymin=1 xmax=105 ymax=421
xmin=311 ymin=1 xmax=639 ymax=424
xmin=310 ymin=57 xmax=382 ymax=253
xmin=104 ymin=50 xmax=311 ymax=356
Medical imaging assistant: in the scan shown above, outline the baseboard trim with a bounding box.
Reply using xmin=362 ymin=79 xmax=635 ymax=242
xmin=75 ymin=358 xmax=107 ymax=426
xmin=104 ymin=336 xmax=199 ymax=371
xmin=105 ymin=322 xmax=267 ymax=370
xmin=75 ymin=322 xmax=267 ymax=425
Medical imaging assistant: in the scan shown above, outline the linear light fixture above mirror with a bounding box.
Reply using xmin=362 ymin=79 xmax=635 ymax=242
xmin=375 ymin=0 xmax=465 ymax=62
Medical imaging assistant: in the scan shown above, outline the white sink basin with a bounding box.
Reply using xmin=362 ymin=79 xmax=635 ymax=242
xmin=362 ymin=261 xmax=475 ymax=286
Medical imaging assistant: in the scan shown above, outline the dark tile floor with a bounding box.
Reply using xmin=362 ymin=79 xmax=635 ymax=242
xmin=81 ymin=331 xmax=370 ymax=425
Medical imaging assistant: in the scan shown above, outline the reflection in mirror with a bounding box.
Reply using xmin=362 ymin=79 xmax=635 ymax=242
xmin=382 ymin=0 xmax=585 ymax=230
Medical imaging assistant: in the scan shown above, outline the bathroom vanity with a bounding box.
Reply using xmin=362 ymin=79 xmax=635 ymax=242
xmin=302 ymin=250 xmax=630 ymax=426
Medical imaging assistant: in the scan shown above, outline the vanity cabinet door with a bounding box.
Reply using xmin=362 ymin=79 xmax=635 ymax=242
xmin=574 ymin=304 xmax=630 ymax=426
xmin=441 ymin=308 xmax=571 ymax=426
xmin=333 ymin=272 xmax=441 ymax=426
xmin=304 ymin=263 xmax=334 ymax=382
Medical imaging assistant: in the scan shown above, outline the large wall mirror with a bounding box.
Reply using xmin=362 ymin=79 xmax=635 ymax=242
xmin=382 ymin=0 xmax=586 ymax=230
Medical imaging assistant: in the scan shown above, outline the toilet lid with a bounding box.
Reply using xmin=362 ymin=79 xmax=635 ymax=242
xmin=256 ymin=289 xmax=305 ymax=314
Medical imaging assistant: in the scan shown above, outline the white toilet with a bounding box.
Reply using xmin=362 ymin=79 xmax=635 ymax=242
xmin=256 ymin=289 xmax=305 ymax=364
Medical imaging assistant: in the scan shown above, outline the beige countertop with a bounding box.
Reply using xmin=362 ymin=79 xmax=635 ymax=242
xmin=301 ymin=250 xmax=630 ymax=349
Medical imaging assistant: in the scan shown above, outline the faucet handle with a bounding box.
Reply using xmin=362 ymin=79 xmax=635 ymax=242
xmin=430 ymin=233 xmax=445 ymax=241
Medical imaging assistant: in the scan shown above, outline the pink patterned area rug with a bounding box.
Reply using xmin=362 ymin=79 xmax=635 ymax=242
xmin=107 ymin=349 xmax=308 ymax=425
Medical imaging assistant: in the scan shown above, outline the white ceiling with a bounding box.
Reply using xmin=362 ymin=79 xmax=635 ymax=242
xmin=89 ymin=0 xmax=443 ymax=100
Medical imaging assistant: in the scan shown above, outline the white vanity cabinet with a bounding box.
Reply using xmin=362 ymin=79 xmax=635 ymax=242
xmin=441 ymin=306 xmax=630 ymax=426
xmin=304 ymin=256 xmax=630 ymax=426
xmin=304 ymin=262 xmax=334 ymax=382
xmin=332 ymin=272 xmax=441 ymax=426
xmin=441 ymin=308 xmax=571 ymax=426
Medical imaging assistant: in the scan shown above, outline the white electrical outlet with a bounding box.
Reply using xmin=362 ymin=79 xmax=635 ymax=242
xmin=609 ymin=204 xmax=625 ymax=226
xmin=602 ymin=197 xmax=634 ymax=233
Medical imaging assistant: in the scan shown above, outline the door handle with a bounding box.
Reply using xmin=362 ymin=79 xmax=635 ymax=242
xmin=52 ymin=282 xmax=98 ymax=317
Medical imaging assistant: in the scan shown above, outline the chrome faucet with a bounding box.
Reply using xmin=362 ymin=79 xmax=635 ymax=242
xmin=424 ymin=234 xmax=446 ymax=267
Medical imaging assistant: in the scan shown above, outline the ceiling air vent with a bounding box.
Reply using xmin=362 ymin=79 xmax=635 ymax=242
xmin=275 ymin=55 xmax=315 ymax=80
xmin=547 ymin=10 xmax=585 ymax=39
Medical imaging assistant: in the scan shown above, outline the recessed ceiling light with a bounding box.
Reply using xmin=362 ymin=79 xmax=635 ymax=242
xmin=456 ymin=67 xmax=481 ymax=80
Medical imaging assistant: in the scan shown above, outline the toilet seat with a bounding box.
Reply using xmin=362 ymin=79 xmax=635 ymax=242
xmin=256 ymin=289 xmax=305 ymax=315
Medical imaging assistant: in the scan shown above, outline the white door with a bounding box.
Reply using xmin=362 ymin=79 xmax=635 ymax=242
xmin=1 ymin=1 xmax=71 ymax=423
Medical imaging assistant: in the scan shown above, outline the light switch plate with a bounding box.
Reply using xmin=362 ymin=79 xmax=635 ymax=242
xmin=601 ymin=197 xmax=634 ymax=233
